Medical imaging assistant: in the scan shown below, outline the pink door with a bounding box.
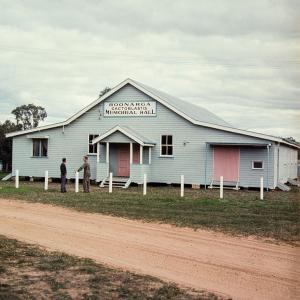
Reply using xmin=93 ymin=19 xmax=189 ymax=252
xmin=213 ymin=147 xmax=239 ymax=181
xmin=118 ymin=145 xmax=130 ymax=177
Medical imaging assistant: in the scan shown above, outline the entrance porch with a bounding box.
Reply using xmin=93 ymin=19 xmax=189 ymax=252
xmin=92 ymin=126 xmax=155 ymax=187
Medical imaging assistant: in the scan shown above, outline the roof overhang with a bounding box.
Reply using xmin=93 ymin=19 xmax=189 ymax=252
xmin=207 ymin=142 xmax=271 ymax=148
xmin=92 ymin=125 xmax=155 ymax=147
xmin=5 ymin=78 xmax=300 ymax=150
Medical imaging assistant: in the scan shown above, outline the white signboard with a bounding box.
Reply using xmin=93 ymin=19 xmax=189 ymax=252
xmin=104 ymin=101 xmax=156 ymax=117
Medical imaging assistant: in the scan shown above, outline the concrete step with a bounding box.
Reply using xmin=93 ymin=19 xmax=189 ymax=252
xmin=277 ymin=182 xmax=291 ymax=191
xmin=287 ymin=178 xmax=300 ymax=187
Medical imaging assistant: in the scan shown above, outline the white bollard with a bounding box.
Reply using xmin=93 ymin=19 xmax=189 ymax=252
xmin=260 ymin=177 xmax=264 ymax=200
xmin=180 ymin=175 xmax=184 ymax=197
xmin=143 ymin=174 xmax=147 ymax=196
xmin=15 ymin=169 xmax=19 ymax=189
xmin=75 ymin=171 xmax=79 ymax=193
xmin=220 ymin=176 xmax=224 ymax=199
xmin=44 ymin=170 xmax=48 ymax=191
xmin=109 ymin=172 xmax=113 ymax=193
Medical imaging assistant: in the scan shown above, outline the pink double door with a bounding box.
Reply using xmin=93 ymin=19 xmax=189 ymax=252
xmin=117 ymin=144 xmax=140 ymax=177
xmin=118 ymin=145 xmax=130 ymax=177
xmin=213 ymin=147 xmax=240 ymax=182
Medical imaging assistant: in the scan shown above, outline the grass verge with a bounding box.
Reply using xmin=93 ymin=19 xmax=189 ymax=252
xmin=0 ymin=235 xmax=223 ymax=299
xmin=0 ymin=181 xmax=299 ymax=244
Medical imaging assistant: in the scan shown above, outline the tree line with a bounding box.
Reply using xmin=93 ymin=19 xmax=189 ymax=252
xmin=0 ymin=104 xmax=47 ymax=171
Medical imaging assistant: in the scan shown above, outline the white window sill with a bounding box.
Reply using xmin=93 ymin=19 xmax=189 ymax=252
xmin=252 ymin=168 xmax=264 ymax=170
xmin=31 ymin=156 xmax=48 ymax=158
xmin=159 ymin=155 xmax=174 ymax=158
xmin=87 ymin=153 xmax=97 ymax=156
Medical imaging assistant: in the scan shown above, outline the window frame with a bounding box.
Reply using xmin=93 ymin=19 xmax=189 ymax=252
xmin=252 ymin=160 xmax=264 ymax=170
xmin=32 ymin=138 xmax=48 ymax=158
xmin=160 ymin=134 xmax=174 ymax=157
xmin=88 ymin=134 xmax=99 ymax=155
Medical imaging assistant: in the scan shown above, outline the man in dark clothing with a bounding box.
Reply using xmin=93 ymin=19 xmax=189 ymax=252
xmin=77 ymin=156 xmax=91 ymax=193
xmin=60 ymin=158 xmax=67 ymax=193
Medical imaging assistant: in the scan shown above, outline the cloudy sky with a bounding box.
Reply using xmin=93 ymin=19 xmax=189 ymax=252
xmin=1 ymin=0 xmax=299 ymax=139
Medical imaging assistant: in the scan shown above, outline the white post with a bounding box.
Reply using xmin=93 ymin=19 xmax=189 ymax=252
xmin=75 ymin=171 xmax=79 ymax=193
xmin=149 ymin=147 xmax=152 ymax=164
xmin=180 ymin=175 xmax=184 ymax=197
xmin=220 ymin=176 xmax=223 ymax=199
xmin=140 ymin=145 xmax=143 ymax=165
xmin=44 ymin=170 xmax=48 ymax=191
xmin=15 ymin=169 xmax=19 ymax=189
xmin=260 ymin=177 xmax=264 ymax=200
xmin=97 ymin=143 xmax=100 ymax=163
xmin=143 ymin=173 xmax=147 ymax=195
xmin=106 ymin=142 xmax=109 ymax=163
xmin=109 ymin=172 xmax=113 ymax=193
xmin=130 ymin=143 xmax=133 ymax=164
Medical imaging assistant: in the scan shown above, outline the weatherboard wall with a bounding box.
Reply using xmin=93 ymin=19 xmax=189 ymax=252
xmin=12 ymin=84 xmax=277 ymax=188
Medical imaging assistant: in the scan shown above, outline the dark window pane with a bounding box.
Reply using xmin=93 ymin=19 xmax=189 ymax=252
xmin=253 ymin=161 xmax=263 ymax=169
xmin=167 ymin=146 xmax=173 ymax=155
xmin=41 ymin=139 xmax=48 ymax=156
xmin=167 ymin=135 xmax=173 ymax=145
xmin=33 ymin=140 xmax=40 ymax=156
xmin=161 ymin=135 xmax=167 ymax=144
xmin=93 ymin=144 xmax=97 ymax=153
xmin=89 ymin=145 xmax=94 ymax=153
xmin=89 ymin=135 xmax=93 ymax=143
xmin=161 ymin=146 xmax=167 ymax=155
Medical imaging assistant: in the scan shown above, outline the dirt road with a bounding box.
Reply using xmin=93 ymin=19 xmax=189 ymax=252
xmin=0 ymin=199 xmax=299 ymax=300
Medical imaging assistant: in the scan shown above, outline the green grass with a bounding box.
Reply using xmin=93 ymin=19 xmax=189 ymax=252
xmin=0 ymin=181 xmax=299 ymax=244
xmin=0 ymin=235 xmax=223 ymax=299
xmin=0 ymin=171 xmax=9 ymax=180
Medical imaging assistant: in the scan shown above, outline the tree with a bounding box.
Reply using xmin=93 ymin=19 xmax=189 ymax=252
xmin=0 ymin=120 xmax=22 ymax=171
xmin=11 ymin=104 xmax=47 ymax=130
xmin=99 ymin=87 xmax=111 ymax=98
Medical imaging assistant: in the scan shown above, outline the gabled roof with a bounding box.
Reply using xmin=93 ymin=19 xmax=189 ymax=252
xmin=92 ymin=125 xmax=155 ymax=146
xmin=5 ymin=78 xmax=300 ymax=149
xmin=131 ymin=79 xmax=232 ymax=127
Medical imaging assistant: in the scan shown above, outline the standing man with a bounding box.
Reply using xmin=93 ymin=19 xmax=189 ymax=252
xmin=77 ymin=156 xmax=91 ymax=193
xmin=60 ymin=158 xmax=67 ymax=193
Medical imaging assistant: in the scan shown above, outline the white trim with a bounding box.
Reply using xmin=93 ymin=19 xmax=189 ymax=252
xmin=140 ymin=145 xmax=143 ymax=165
xmin=106 ymin=142 xmax=109 ymax=164
xmin=160 ymin=134 xmax=173 ymax=157
xmin=97 ymin=143 xmax=100 ymax=163
xmin=149 ymin=147 xmax=152 ymax=164
xmin=27 ymin=135 xmax=49 ymax=139
xmin=5 ymin=78 xmax=300 ymax=150
xmin=92 ymin=125 xmax=155 ymax=147
xmin=252 ymin=160 xmax=264 ymax=170
xmin=130 ymin=143 xmax=133 ymax=164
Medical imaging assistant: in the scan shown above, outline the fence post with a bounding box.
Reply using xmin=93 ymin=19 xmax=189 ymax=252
xmin=260 ymin=177 xmax=264 ymax=200
xmin=44 ymin=170 xmax=48 ymax=191
xmin=15 ymin=169 xmax=19 ymax=189
xmin=75 ymin=171 xmax=79 ymax=193
xmin=220 ymin=176 xmax=223 ymax=199
xmin=180 ymin=175 xmax=184 ymax=197
xmin=143 ymin=174 xmax=147 ymax=196
xmin=109 ymin=172 xmax=113 ymax=193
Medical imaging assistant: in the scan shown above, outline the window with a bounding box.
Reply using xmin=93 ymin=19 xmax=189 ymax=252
xmin=32 ymin=139 xmax=48 ymax=157
xmin=161 ymin=135 xmax=173 ymax=156
xmin=88 ymin=134 xmax=99 ymax=154
xmin=252 ymin=161 xmax=263 ymax=169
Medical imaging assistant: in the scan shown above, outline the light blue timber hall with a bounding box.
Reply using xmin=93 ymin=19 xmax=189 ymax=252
xmin=6 ymin=78 xmax=299 ymax=190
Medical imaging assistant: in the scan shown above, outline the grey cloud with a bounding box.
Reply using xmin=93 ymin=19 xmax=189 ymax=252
xmin=0 ymin=0 xmax=299 ymax=140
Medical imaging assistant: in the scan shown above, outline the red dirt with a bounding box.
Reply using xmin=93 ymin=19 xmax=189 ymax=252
xmin=0 ymin=198 xmax=299 ymax=300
